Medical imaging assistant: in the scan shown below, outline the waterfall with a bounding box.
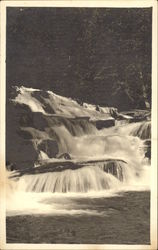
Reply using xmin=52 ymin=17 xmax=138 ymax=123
xmin=9 ymin=155 xmax=147 ymax=194
xmin=12 ymin=159 xmax=143 ymax=193
xmin=130 ymin=121 xmax=151 ymax=139
xmin=6 ymin=86 xmax=151 ymax=216
xmin=14 ymin=86 xmax=115 ymax=118
xmin=114 ymin=121 xmax=151 ymax=140
xmin=18 ymin=167 xmax=121 ymax=193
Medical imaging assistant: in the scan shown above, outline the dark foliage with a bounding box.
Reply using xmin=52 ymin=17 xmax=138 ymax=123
xmin=7 ymin=7 xmax=152 ymax=110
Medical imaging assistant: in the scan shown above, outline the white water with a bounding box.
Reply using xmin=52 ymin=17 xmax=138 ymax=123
xmin=14 ymin=86 xmax=115 ymax=118
xmin=7 ymin=86 xmax=151 ymax=216
xmin=113 ymin=121 xmax=151 ymax=140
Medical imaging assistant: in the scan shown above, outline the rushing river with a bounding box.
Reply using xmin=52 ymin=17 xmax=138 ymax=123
xmin=6 ymin=87 xmax=151 ymax=217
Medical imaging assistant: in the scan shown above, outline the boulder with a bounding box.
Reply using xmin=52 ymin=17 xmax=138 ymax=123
xmin=6 ymin=101 xmax=38 ymax=169
xmin=18 ymin=105 xmax=33 ymax=127
xmin=110 ymin=108 xmax=119 ymax=119
xmin=33 ymin=112 xmax=48 ymax=131
xmin=38 ymin=139 xmax=59 ymax=158
xmin=17 ymin=129 xmax=32 ymax=139
xmin=7 ymin=101 xmax=33 ymax=128
xmin=95 ymin=118 xmax=115 ymax=130
xmin=6 ymin=161 xmax=16 ymax=171
xmin=6 ymin=136 xmax=38 ymax=170
xmin=144 ymin=140 xmax=151 ymax=160
xmin=58 ymin=153 xmax=71 ymax=160
xmin=32 ymin=90 xmax=55 ymax=114
xmin=145 ymin=148 xmax=151 ymax=160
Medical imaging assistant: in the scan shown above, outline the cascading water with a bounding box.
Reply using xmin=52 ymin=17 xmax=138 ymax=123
xmin=113 ymin=121 xmax=151 ymax=140
xmin=19 ymin=168 xmax=121 ymax=193
xmin=6 ymin=86 xmax=151 ymax=216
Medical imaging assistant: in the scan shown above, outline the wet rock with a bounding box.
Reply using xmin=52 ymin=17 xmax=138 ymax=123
xmin=122 ymin=110 xmax=151 ymax=123
xmin=15 ymin=158 xmax=127 ymax=177
xmin=7 ymin=137 xmax=38 ymax=170
xmin=32 ymin=90 xmax=50 ymax=99
xmin=32 ymin=91 xmax=55 ymax=114
xmin=17 ymin=129 xmax=32 ymax=139
xmin=144 ymin=139 xmax=151 ymax=147
xmin=110 ymin=108 xmax=119 ymax=119
xmin=145 ymin=148 xmax=151 ymax=160
xmin=95 ymin=118 xmax=115 ymax=129
xmin=96 ymin=105 xmax=100 ymax=112
xmin=6 ymin=102 xmax=38 ymax=169
xmin=144 ymin=140 xmax=151 ymax=160
xmin=58 ymin=153 xmax=71 ymax=160
xmin=18 ymin=103 xmax=33 ymax=127
xmin=33 ymin=112 xmax=48 ymax=131
xmin=38 ymin=139 xmax=59 ymax=158
xmin=7 ymin=102 xmax=33 ymax=128
xmin=6 ymin=161 xmax=16 ymax=171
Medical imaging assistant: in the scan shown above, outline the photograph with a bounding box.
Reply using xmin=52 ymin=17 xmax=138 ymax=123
xmin=0 ymin=1 xmax=157 ymax=249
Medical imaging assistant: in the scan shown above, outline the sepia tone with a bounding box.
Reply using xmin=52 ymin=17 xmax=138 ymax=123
xmin=0 ymin=2 xmax=157 ymax=249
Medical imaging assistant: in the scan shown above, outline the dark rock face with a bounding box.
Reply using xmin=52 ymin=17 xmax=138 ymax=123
xmin=95 ymin=119 xmax=115 ymax=130
xmin=6 ymin=161 xmax=16 ymax=171
xmin=6 ymin=101 xmax=38 ymax=169
xmin=7 ymin=136 xmax=38 ymax=169
xmin=38 ymin=140 xmax=59 ymax=158
xmin=144 ymin=140 xmax=151 ymax=160
xmin=17 ymin=129 xmax=33 ymax=139
xmin=13 ymin=159 xmax=127 ymax=179
xmin=33 ymin=112 xmax=48 ymax=131
xmin=110 ymin=109 xmax=119 ymax=119
xmin=145 ymin=148 xmax=151 ymax=160
xmin=7 ymin=102 xmax=33 ymax=128
xmin=144 ymin=139 xmax=151 ymax=147
xmin=16 ymin=103 xmax=33 ymax=127
xmin=123 ymin=110 xmax=151 ymax=123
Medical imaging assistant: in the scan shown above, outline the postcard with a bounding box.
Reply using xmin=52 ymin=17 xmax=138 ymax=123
xmin=0 ymin=1 xmax=157 ymax=249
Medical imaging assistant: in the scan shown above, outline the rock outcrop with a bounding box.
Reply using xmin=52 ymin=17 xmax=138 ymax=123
xmin=6 ymin=87 xmax=118 ymax=170
xmin=94 ymin=118 xmax=115 ymax=129
xmin=38 ymin=139 xmax=59 ymax=158
xmin=57 ymin=153 xmax=71 ymax=160
xmin=10 ymin=159 xmax=127 ymax=182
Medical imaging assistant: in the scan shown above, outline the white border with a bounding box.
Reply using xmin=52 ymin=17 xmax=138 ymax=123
xmin=0 ymin=1 xmax=157 ymax=250
xmin=0 ymin=2 xmax=7 ymax=250
xmin=150 ymin=1 xmax=157 ymax=249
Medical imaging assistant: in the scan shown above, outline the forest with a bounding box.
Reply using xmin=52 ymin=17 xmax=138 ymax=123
xmin=7 ymin=8 xmax=152 ymax=111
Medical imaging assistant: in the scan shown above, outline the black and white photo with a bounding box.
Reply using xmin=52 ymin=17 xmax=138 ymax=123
xmin=0 ymin=1 xmax=157 ymax=249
